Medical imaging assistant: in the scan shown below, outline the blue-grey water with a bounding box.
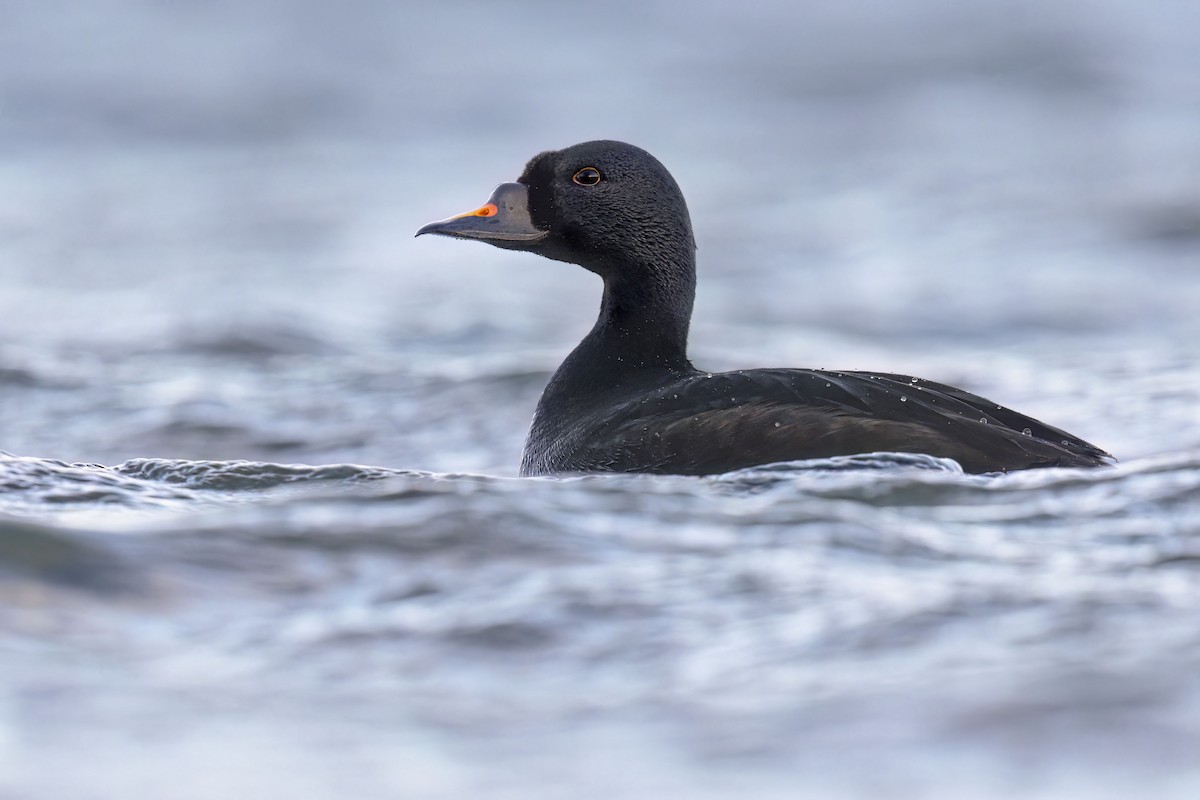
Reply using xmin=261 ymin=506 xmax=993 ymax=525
xmin=3 ymin=2 xmax=1200 ymax=798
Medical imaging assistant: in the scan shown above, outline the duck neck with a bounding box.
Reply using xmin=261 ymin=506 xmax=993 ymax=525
xmin=543 ymin=255 xmax=697 ymax=409
xmin=587 ymin=256 xmax=696 ymax=372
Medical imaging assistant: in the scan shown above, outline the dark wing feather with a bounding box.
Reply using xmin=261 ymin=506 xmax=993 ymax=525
xmin=585 ymin=368 xmax=1110 ymax=475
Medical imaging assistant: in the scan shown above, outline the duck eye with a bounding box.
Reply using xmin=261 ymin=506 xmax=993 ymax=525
xmin=572 ymin=167 xmax=602 ymax=186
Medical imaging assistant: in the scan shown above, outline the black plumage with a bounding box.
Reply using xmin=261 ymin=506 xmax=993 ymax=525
xmin=417 ymin=140 xmax=1111 ymax=476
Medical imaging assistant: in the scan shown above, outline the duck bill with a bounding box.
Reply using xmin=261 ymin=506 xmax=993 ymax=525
xmin=415 ymin=182 xmax=548 ymax=245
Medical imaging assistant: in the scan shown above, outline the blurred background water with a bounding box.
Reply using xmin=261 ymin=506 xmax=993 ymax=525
xmin=2 ymin=1 xmax=1199 ymax=798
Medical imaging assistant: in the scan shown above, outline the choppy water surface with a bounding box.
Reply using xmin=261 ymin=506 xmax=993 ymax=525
xmin=3 ymin=2 xmax=1200 ymax=798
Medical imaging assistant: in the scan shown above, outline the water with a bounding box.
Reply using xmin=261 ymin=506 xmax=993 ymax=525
xmin=3 ymin=2 xmax=1200 ymax=797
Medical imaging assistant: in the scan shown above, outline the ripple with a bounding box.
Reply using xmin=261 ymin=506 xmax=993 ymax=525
xmin=0 ymin=515 xmax=141 ymax=594
xmin=114 ymin=457 xmax=409 ymax=491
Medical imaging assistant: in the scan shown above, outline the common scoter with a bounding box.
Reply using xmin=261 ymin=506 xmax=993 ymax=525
xmin=417 ymin=140 xmax=1111 ymax=476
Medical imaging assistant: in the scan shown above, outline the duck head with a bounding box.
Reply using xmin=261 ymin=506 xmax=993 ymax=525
xmin=417 ymin=140 xmax=696 ymax=283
